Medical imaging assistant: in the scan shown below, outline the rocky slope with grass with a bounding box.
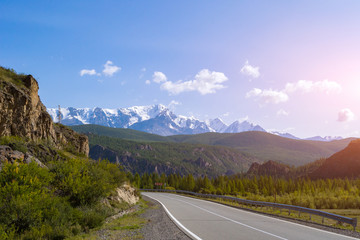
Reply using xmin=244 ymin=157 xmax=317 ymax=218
xmin=0 ymin=67 xmax=89 ymax=157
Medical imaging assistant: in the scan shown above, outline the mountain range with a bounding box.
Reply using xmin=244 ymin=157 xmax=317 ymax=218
xmin=72 ymin=124 xmax=355 ymax=168
xmin=47 ymin=104 xmax=341 ymax=141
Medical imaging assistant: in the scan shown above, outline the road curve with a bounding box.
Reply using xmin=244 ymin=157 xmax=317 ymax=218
xmin=142 ymin=192 xmax=358 ymax=240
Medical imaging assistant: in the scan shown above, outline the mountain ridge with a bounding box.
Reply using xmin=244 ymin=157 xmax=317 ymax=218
xmin=48 ymin=105 xmax=345 ymax=141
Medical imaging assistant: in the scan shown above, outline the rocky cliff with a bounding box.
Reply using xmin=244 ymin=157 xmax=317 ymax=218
xmin=0 ymin=67 xmax=89 ymax=156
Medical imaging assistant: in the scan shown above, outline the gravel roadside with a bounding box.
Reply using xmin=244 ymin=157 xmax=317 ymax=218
xmin=140 ymin=195 xmax=191 ymax=240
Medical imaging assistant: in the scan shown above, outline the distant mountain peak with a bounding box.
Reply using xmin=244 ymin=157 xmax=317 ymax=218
xmin=305 ymin=136 xmax=343 ymax=142
xmin=208 ymin=118 xmax=228 ymax=133
xmin=224 ymin=120 xmax=265 ymax=133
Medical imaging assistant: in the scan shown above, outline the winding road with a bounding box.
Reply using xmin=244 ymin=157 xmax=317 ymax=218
xmin=142 ymin=192 xmax=358 ymax=240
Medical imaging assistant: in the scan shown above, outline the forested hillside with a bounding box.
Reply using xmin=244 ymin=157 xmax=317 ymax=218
xmin=88 ymin=134 xmax=257 ymax=177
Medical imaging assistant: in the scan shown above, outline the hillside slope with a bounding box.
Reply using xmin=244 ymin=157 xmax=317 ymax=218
xmin=311 ymin=139 xmax=360 ymax=178
xmin=168 ymin=131 xmax=355 ymax=166
xmin=71 ymin=124 xmax=169 ymax=142
xmin=88 ymin=134 xmax=257 ymax=177
xmin=72 ymin=125 xmax=354 ymax=167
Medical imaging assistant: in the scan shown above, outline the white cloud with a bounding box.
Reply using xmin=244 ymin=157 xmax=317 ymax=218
xmin=285 ymin=79 xmax=342 ymax=94
xmin=246 ymin=79 xmax=342 ymax=105
xmin=160 ymin=69 xmax=228 ymax=95
xmin=103 ymin=60 xmax=121 ymax=77
xmin=145 ymin=80 xmax=151 ymax=85
xmin=277 ymin=109 xmax=289 ymax=116
xmin=246 ymin=88 xmax=289 ymax=104
xmin=240 ymin=60 xmax=260 ymax=79
xmin=337 ymin=108 xmax=355 ymax=122
xmin=152 ymin=71 xmax=167 ymax=83
xmin=168 ymin=100 xmax=181 ymax=110
xmin=80 ymin=69 xmax=97 ymax=76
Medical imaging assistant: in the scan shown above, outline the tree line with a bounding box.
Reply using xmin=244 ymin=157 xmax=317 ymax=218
xmin=128 ymin=172 xmax=360 ymax=209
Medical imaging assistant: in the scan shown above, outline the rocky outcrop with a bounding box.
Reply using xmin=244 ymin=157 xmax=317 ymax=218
xmin=0 ymin=145 xmax=46 ymax=171
xmin=54 ymin=124 xmax=89 ymax=156
xmin=0 ymin=68 xmax=89 ymax=156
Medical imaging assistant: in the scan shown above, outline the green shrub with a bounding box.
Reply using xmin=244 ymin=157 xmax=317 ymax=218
xmin=50 ymin=158 xmax=126 ymax=207
xmin=0 ymin=162 xmax=74 ymax=239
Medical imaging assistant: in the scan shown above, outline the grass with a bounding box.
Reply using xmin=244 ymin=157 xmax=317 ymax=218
xmin=67 ymin=199 xmax=149 ymax=240
xmin=0 ymin=66 xmax=27 ymax=88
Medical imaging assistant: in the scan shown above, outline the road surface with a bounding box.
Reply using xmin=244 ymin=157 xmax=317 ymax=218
xmin=142 ymin=192 xmax=358 ymax=240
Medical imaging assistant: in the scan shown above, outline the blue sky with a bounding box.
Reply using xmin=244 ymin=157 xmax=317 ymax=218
xmin=1 ymin=0 xmax=360 ymax=138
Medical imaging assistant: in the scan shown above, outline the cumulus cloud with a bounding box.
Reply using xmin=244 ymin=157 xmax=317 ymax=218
xmin=102 ymin=60 xmax=121 ymax=77
xmin=246 ymin=88 xmax=289 ymax=104
xmin=160 ymin=69 xmax=228 ymax=95
xmin=338 ymin=108 xmax=355 ymax=122
xmin=246 ymin=79 xmax=342 ymax=105
xmin=145 ymin=80 xmax=151 ymax=85
xmin=152 ymin=71 xmax=167 ymax=83
xmin=240 ymin=60 xmax=260 ymax=79
xmin=277 ymin=109 xmax=289 ymax=116
xmin=80 ymin=69 xmax=97 ymax=76
xmin=285 ymin=79 xmax=342 ymax=94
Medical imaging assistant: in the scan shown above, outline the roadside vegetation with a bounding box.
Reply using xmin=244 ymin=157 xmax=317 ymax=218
xmin=69 ymin=199 xmax=148 ymax=240
xmin=0 ymin=137 xmax=128 ymax=239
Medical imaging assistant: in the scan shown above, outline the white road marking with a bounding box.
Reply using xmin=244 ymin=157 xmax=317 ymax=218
xmin=174 ymin=193 xmax=359 ymax=240
xmin=161 ymin=194 xmax=288 ymax=240
xmin=143 ymin=193 xmax=202 ymax=240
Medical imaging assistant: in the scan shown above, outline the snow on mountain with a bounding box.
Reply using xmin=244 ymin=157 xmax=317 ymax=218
xmin=129 ymin=109 xmax=212 ymax=136
xmin=207 ymin=118 xmax=228 ymax=133
xmin=47 ymin=104 xmax=167 ymax=128
xmin=269 ymin=131 xmax=300 ymax=140
xmin=304 ymin=136 xmax=343 ymax=142
xmin=223 ymin=120 xmax=266 ymax=133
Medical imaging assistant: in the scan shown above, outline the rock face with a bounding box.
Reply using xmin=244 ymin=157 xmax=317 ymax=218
xmin=0 ymin=68 xmax=89 ymax=156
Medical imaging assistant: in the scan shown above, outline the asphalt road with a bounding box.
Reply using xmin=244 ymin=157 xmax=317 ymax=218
xmin=142 ymin=192 xmax=358 ymax=240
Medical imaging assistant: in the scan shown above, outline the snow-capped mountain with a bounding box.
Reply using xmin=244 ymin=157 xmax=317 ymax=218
xmin=47 ymin=104 xmax=344 ymax=140
xmin=47 ymin=104 xmax=268 ymax=136
xmin=207 ymin=118 xmax=228 ymax=132
xmin=223 ymin=120 xmax=266 ymax=133
xmin=304 ymin=136 xmax=343 ymax=142
xmin=47 ymin=104 xmax=214 ymax=136
xmin=129 ymin=109 xmax=212 ymax=136
xmin=269 ymin=131 xmax=300 ymax=140
xmin=47 ymin=105 xmax=167 ymax=128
